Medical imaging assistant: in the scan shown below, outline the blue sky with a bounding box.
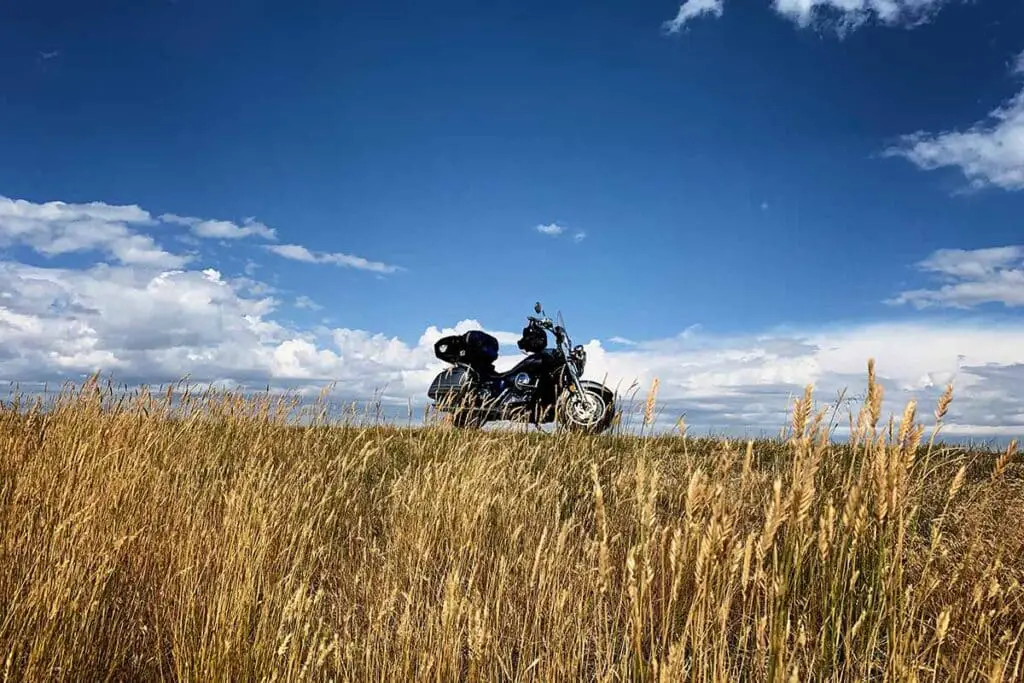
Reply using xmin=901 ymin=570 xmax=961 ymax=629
xmin=1 ymin=0 xmax=1023 ymax=437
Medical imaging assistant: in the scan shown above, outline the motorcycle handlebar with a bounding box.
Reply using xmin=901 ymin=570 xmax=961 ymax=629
xmin=528 ymin=314 xmax=571 ymax=346
xmin=528 ymin=315 xmax=569 ymax=339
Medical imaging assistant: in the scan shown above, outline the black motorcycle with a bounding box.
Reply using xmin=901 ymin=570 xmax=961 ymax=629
xmin=427 ymin=302 xmax=617 ymax=433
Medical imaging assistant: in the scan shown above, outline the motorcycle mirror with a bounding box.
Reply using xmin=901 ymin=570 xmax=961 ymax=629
xmin=534 ymin=301 xmax=542 ymax=314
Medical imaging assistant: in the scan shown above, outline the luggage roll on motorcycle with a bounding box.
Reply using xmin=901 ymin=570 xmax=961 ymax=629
xmin=427 ymin=302 xmax=617 ymax=433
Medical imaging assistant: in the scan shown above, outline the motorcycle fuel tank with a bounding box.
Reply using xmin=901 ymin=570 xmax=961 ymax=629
xmin=507 ymin=349 xmax=559 ymax=376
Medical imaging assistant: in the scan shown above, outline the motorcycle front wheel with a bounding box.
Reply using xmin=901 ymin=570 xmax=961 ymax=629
xmin=556 ymin=385 xmax=616 ymax=434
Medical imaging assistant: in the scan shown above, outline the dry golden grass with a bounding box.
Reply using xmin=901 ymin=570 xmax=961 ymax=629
xmin=1 ymin=361 xmax=1023 ymax=682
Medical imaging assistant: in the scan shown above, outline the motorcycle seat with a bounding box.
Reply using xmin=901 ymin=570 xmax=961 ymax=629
xmin=473 ymin=357 xmax=540 ymax=382
xmin=473 ymin=363 xmax=511 ymax=380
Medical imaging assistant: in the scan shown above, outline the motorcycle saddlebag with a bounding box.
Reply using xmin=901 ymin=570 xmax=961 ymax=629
xmin=427 ymin=365 xmax=475 ymax=402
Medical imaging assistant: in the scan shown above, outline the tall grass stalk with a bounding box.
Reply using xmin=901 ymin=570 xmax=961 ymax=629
xmin=0 ymin=362 xmax=1022 ymax=681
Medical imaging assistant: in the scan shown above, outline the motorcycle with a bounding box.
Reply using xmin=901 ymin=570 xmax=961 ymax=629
xmin=426 ymin=302 xmax=618 ymax=433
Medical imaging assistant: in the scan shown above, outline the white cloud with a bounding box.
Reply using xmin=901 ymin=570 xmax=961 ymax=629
xmin=663 ymin=0 xmax=957 ymax=35
xmin=916 ymin=246 xmax=1023 ymax=280
xmin=0 ymin=260 xmax=287 ymax=380
xmin=535 ymin=223 xmax=587 ymax=243
xmin=884 ymin=88 xmax=1024 ymax=191
xmin=535 ymin=223 xmax=565 ymax=236
xmin=577 ymin=321 xmax=1024 ymax=437
xmin=160 ymin=213 xmax=277 ymax=240
xmin=294 ymin=295 xmax=323 ymax=311
xmin=0 ymin=255 xmax=1020 ymax=437
xmin=0 ymin=195 xmax=188 ymax=269
xmin=231 ymin=275 xmax=276 ymax=297
xmin=2 ymin=193 xmax=401 ymax=279
xmin=0 ymin=194 xmax=1020 ymax=439
xmin=886 ymin=246 xmax=1024 ymax=309
xmin=265 ymin=244 xmax=403 ymax=274
xmin=265 ymin=244 xmax=319 ymax=262
xmin=771 ymin=0 xmax=954 ymax=30
xmin=880 ymin=44 xmax=1024 ymax=194
xmin=663 ymin=0 xmax=724 ymax=33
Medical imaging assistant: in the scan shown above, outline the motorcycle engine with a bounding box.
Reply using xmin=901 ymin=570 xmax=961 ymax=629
xmin=512 ymin=372 xmax=537 ymax=391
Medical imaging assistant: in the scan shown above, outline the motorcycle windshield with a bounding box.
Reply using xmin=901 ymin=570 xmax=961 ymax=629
xmin=556 ymin=310 xmax=570 ymax=347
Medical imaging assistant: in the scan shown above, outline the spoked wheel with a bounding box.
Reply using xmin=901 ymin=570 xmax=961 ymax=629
xmin=556 ymin=385 xmax=616 ymax=434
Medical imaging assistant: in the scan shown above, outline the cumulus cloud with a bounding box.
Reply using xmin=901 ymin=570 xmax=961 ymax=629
xmin=608 ymin=336 xmax=638 ymax=346
xmin=535 ymin=223 xmax=587 ymax=243
xmin=886 ymin=246 xmax=1024 ymax=309
xmin=0 ymin=195 xmax=298 ymax=268
xmin=294 ymin=295 xmax=323 ymax=311
xmin=0 ymin=193 xmax=1020 ymax=440
xmin=884 ymin=88 xmax=1024 ymax=192
xmin=579 ymin=321 xmax=1024 ymax=437
xmin=535 ymin=223 xmax=565 ymax=236
xmin=2 ymin=194 xmax=394 ymax=278
xmin=265 ymin=244 xmax=403 ymax=274
xmin=662 ymin=0 xmax=957 ymax=35
xmin=0 ymin=195 xmax=187 ymax=269
xmin=663 ymin=0 xmax=724 ymax=33
xmin=160 ymin=213 xmax=277 ymax=240
xmin=771 ymin=0 xmax=954 ymax=30
xmin=884 ymin=51 xmax=1024 ymax=193
xmin=0 ymin=246 xmax=1020 ymax=438
xmin=0 ymin=260 xmax=285 ymax=382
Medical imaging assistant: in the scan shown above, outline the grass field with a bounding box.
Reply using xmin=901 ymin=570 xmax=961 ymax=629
xmin=1 ymin=361 xmax=1022 ymax=682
